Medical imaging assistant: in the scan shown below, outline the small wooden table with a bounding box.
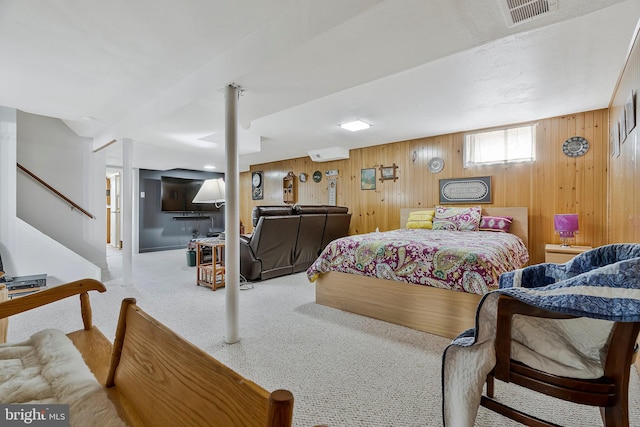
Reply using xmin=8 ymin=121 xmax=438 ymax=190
xmin=195 ymin=240 xmax=225 ymax=291
xmin=545 ymin=244 xmax=592 ymax=264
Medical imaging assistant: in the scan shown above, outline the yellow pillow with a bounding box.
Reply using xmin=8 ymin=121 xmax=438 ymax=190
xmin=406 ymin=210 xmax=434 ymax=229
xmin=407 ymin=213 xmax=433 ymax=221
xmin=408 ymin=210 xmax=435 ymax=218
xmin=409 ymin=210 xmax=436 ymax=221
xmin=406 ymin=220 xmax=433 ymax=229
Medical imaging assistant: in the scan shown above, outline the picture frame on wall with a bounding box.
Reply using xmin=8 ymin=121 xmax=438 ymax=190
xmin=625 ymin=90 xmax=636 ymax=135
xmin=619 ymin=108 xmax=627 ymax=144
xmin=328 ymin=177 xmax=337 ymax=206
xmin=379 ymin=163 xmax=398 ymax=182
xmin=360 ymin=168 xmax=376 ymax=190
xmin=439 ymin=176 xmax=492 ymax=204
xmin=611 ymin=121 xmax=620 ymax=158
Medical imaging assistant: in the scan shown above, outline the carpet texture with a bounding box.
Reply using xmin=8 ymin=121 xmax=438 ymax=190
xmin=6 ymin=248 xmax=640 ymax=426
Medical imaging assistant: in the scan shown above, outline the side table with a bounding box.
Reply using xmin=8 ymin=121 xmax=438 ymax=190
xmin=196 ymin=240 xmax=226 ymax=291
xmin=545 ymin=244 xmax=592 ymax=264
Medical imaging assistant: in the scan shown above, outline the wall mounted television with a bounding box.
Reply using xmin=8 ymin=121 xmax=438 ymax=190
xmin=160 ymin=176 xmax=220 ymax=212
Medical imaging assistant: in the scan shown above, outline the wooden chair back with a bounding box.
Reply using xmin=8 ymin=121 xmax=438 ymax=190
xmin=482 ymin=294 xmax=640 ymax=427
xmin=106 ymin=298 xmax=294 ymax=427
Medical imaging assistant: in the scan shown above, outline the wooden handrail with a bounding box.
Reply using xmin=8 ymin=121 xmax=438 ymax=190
xmin=17 ymin=163 xmax=95 ymax=219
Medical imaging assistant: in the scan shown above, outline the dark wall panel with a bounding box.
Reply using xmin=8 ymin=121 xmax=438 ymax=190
xmin=138 ymin=168 xmax=224 ymax=253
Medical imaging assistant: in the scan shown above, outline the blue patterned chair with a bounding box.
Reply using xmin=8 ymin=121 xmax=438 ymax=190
xmin=482 ymin=243 xmax=640 ymax=427
xmin=499 ymin=243 xmax=640 ymax=290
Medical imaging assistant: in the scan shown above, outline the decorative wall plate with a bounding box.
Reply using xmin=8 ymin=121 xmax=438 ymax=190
xmin=562 ymin=136 xmax=589 ymax=157
xmin=428 ymin=157 xmax=444 ymax=173
xmin=299 ymin=173 xmax=307 ymax=183
xmin=312 ymin=171 xmax=322 ymax=183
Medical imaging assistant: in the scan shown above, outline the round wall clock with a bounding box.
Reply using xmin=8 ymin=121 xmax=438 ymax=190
xmin=312 ymin=171 xmax=322 ymax=183
xmin=299 ymin=173 xmax=307 ymax=183
xmin=252 ymin=171 xmax=262 ymax=187
xmin=562 ymin=136 xmax=589 ymax=157
xmin=428 ymin=157 xmax=444 ymax=173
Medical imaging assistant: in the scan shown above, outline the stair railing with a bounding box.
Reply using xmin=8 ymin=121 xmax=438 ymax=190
xmin=17 ymin=163 xmax=95 ymax=219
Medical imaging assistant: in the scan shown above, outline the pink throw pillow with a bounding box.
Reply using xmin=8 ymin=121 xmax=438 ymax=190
xmin=479 ymin=216 xmax=513 ymax=232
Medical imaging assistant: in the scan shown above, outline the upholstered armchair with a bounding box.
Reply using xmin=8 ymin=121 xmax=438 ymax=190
xmin=442 ymin=243 xmax=640 ymax=427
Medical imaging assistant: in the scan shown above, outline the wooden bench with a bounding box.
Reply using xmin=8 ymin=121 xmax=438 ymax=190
xmin=0 ymin=279 xmax=294 ymax=427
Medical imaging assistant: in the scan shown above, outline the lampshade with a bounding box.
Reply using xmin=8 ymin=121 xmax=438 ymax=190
xmin=192 ymin=178 xmax=225 ymax=204
xmin=554 ymin=214 xmax=578 ymax=247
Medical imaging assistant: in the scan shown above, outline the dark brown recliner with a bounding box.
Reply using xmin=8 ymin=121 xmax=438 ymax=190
xmin=292 ymin=206 xmax=329 ymax=273
xmin=321 ymin=206 xmax=352 ymax=249
xmin=240 ymin=216 xmax=300 ymax=281
xmin=240 ymin=205 xmax=351 ymax=281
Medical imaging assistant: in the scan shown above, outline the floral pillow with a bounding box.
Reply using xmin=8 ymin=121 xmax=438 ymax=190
xmin=479 ymin=215 xmax=513 ymax=232
xmin=433 ymin=206 xmax=482 ymax=231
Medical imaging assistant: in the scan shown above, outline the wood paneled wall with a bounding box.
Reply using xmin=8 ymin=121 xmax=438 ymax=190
xmin=240 ymin=109 xmax=609 ymax=265
xmin=609 ymin=26 xmax=640 ymax=244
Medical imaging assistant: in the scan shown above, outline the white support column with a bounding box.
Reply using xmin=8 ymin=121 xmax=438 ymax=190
xmin=122 ymin=138 xmax=133 ymax=285
xmin=225 ymin=84 xmax=240 ymax=344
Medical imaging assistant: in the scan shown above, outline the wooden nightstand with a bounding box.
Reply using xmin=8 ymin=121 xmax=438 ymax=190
xmin=545 ymin=244 xmax=592 ymax=264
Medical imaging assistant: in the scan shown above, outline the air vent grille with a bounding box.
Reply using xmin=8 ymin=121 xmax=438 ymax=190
xmin=502 ymin=0 xmax=558 ymax=26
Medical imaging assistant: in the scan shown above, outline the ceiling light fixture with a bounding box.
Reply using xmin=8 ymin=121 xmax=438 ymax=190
xmin=204 ymin=165 xmax=216 ymax=170
xmin=339 ymin=120 xmax=371 ymax=132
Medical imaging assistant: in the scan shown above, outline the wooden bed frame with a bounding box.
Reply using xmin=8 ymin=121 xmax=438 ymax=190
xmin=0 ymin=279 xmax=294 ymax=427
xmin=315 ymin=207 xmax=529 ymax=339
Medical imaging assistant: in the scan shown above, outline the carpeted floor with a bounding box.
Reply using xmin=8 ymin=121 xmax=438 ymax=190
xmin=7 ymin=248 xmax=640 ymax=426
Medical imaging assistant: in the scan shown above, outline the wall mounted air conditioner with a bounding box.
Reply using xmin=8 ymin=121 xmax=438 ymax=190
xmin=308 ymin=147 xmax=350 ymax=162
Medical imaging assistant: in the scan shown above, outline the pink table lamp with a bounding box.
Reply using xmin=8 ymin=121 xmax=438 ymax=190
xmin=554 ymin=214 xmax=579 ymax=247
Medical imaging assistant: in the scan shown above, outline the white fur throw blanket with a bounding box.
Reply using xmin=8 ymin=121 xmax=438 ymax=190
xmin=0 ymin=329 xmax=126 ymax=427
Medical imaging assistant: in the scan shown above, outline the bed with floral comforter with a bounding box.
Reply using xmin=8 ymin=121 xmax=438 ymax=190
xmin=307 ymin=229 xmax=529 ymax=295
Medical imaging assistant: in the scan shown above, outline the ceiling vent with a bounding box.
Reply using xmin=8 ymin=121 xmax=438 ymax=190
xmin=501 ymin=0 xmax=558 ymax=27
xmin=308 ymin=147 xmax=350 ymax=162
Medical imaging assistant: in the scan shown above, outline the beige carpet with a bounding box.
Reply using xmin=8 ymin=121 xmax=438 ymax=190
xmin=6 ymin=248 xmax=640 ymax=426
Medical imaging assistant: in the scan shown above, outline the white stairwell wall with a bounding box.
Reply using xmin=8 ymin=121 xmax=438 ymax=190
xmin=0 ymin=107 xmax=103 ymax=286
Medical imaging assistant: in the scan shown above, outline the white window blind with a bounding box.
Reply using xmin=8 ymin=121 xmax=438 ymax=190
xmin=464 ymin=124 xmax=536 ymax=167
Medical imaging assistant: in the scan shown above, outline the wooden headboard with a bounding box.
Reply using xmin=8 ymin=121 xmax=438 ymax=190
xmin=400 ymin=207 xmax=529 ymax=248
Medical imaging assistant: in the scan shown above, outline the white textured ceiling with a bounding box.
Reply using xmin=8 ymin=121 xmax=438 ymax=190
xmin=1 ymin=0 xmax=639 ymax=173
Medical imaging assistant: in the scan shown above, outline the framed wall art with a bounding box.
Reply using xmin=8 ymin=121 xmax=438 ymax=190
xmin=379 ymin=163 xmax=398 ymax=182
xmin=619 ymin=108 xmax=627 ymax=144
xmin=611 ymin=122 xmax=620 ymax=158
xmin=361 ymin=168 xmax=376 ymax=190
xmin=328 ymin=177 xmax=337 ymax=206
xmin=626 ymin=91 xmax=636 ymax=135
xmin=439 ymin=176 xmax=492 ymax=204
